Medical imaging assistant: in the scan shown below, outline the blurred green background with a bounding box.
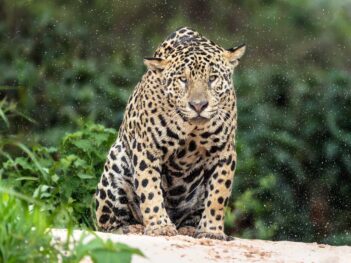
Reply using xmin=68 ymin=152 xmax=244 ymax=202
xmin=1 ymin=0 xmax=351 ymax=246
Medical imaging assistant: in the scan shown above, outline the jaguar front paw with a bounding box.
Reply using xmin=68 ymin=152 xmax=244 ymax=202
xmin=122 ymin=224 xmax=145 ymax=235
xmin=195 ymin=231 xmax=234 ymax=241
xmin=177 ymin=226 xmax=196 ymax=237
xmin=144 ymin=223 xmax=178 ymax=236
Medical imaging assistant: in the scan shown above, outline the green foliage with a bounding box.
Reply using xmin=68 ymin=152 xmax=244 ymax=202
xmin=0 ymin=98 xmax=15 ymax=128
xmin=0 ymin=189 xmax=58 ymax=263
xmin=1 ymin=124 xmax=116 ymax=228
xmin=65 ymin=234 xmax=144 ymax=263
xmin=0 ymin=188 xmax=142 ymax=263
xmin=229 ymin=69 xmax=351 ymax=243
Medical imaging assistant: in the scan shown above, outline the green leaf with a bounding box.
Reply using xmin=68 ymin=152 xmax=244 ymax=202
xmin=69 ymin=235 xmax=144 ymax=263
xmin=78 ymin=174 xmax=94 ymax=179
xmin=72 ymin=139 xmax=94 ymax=152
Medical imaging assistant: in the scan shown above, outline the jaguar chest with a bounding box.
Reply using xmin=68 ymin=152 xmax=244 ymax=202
xmin=159 ymin=135 xmax=212 ymax=206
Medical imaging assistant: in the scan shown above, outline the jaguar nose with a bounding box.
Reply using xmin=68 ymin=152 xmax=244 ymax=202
xmin=188 ymin=100 xmax=209 ymax=114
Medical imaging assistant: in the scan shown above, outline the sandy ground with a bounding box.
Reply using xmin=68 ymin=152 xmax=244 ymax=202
xmin=51 ymin=229 xmax=351 ymax=263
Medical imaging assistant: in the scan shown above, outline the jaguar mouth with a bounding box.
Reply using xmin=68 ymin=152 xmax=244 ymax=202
xmin=189 ymin=115 xmax=210 ymax=124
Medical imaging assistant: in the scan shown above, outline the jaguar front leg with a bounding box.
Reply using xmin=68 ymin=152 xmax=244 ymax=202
xmin=195 ymin=147 xmax=236 ymax=241
xmin=132 ymin=146 xmax=178 ymax=236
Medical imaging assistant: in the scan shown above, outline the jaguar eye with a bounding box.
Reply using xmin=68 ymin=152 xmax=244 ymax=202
xmin=179 ymin=76 xmax=187 ymax=84
xmin=209 ymin=75 xmax=218 ymax=83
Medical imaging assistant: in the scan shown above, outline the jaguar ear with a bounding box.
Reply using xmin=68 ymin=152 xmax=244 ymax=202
xmin=224 ymin=44 xmax=246 ymax=67
xmin=144 ymin=57 xmax=169 ymax=70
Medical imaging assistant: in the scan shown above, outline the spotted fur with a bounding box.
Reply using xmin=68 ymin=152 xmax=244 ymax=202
xmin=95 ymin=27 xmax=246 ymax=240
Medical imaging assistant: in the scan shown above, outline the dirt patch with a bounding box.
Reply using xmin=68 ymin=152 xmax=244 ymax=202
xmin=51 ymin=229 xmax=351 ymax=263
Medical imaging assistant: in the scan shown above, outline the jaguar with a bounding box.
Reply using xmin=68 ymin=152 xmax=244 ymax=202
xmin=95 ymin=27 xmax=246 ymax=240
